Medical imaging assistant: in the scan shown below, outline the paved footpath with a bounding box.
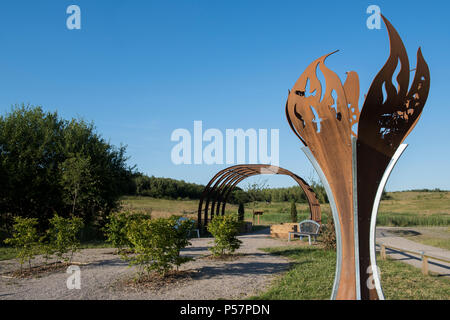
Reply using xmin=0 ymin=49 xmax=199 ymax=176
xmin=376 ymin=227 xmax=450 ymax=276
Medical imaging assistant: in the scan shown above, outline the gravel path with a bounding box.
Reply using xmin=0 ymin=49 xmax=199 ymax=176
xmin=0 ymin=228 xmax=303 ymax=300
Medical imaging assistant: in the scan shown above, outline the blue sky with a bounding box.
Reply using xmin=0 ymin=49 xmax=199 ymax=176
xmin=0 ymin=0 xmax=449 ymax=191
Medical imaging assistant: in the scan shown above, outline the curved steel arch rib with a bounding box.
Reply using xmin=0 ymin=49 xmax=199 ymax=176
xmin=197 ymin=165 xmax=321 ymax=229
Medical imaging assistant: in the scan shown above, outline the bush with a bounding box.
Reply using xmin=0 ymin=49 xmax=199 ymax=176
xmin=104 ymin=211 xmax=152 ymax=253
xmin=172 ymin=217 xmax=195 ymax=262
xmin=321 ymin=212 xmax=336 ymax=250
xmin=125 ymin=216 xmax=192 ymax=276
xmin=104 ymin=212 xmax=130 ymax=252
xmin=46 ymin=214 xmax=84 ymax=263
xmin=3 ymin=217 xmax=40 ymax=272
xmin=290 ymin=201 xmax=298 ymax=223
xmin=238 ymin=203 xmax=245 ymax=222
xmin=207 ymin=214 xmax=242 ymax=257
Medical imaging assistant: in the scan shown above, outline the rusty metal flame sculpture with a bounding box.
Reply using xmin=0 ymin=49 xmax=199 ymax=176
xmin=286 ymin=15 xmax=430 ymax=299
xmin=198 ymin=164 xmax=321 ymax=228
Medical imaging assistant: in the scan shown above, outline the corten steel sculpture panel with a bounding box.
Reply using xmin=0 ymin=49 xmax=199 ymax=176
xmin=198 ymin=164 xmax=321 ymax=228
xmin=285 ymin=15 xmax=430 ymax=300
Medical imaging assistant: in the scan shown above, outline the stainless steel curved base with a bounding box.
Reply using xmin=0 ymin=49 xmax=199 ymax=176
xmin=302 ymin=146 xmax=342 ymax=300
xmin=369 ymin=143 xmax=408 ymax=300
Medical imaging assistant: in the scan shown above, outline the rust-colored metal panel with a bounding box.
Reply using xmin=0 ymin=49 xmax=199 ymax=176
xmin=285 ymin=51 xmax=359 ymax=300
xmin=358 ymin=16 xmax=430 ymax=158
xmin=356 ymin=15 xmax=430 ymax=299
xmin=285 ymin=14 xmax=429 ymax=300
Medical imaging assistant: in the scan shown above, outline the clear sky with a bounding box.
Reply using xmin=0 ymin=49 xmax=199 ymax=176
xmin=0 ymin=0 xmax=449 ymax=191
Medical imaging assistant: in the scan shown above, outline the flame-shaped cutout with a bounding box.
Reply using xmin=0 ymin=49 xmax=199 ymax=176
xmin=358 ymin=15 xmax=430 ymax=157
xmin=286 ymin=51 xmax=360 ymax=146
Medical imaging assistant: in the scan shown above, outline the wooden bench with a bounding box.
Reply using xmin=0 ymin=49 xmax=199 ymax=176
xmin=288 ymin=220 xmax=321 ymax=245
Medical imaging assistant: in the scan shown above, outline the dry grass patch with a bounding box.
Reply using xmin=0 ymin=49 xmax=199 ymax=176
xmin=115 ymin=270 xmax=195 ymax=292
xmin=2 ymin=261 xmax=86 ymax=279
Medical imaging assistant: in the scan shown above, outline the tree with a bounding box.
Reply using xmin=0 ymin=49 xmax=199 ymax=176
xmin=237 ymin=203 xmax=245 ymax=222
xmin=132 ymin=174 xmax=204 ymax=200
xmin=229 ymin=188 xmax=250 ymax=204
xmin=290 ymin=201 xmax=298 ymax=223
xmin=60 ymin=154 xmax=96 ymax=215
xmin=245 ymin=178 xmax=268 ymax=203
xmin=0 ymin=105 xmax=134 ymax=237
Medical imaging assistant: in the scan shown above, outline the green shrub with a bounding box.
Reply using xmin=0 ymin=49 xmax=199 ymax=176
xmin=238 ymin=203 xmax=245 ymax=222
xmin=207 ymin=214 xmax=242 ymax=257
xmin=290 ymin=201 xmax=298 ymax=223
xmin=104 ymin=211 xmax=152 ymax=253
xmin=321 ymin=212 xmax=336 ymax=250
xmin=46 ymin=214 xmax=84 ymax=263
xmin=125 ymin=216 xmax=192 ymax=276
xmin=104 ymin=212 xmax=130 ymax=251
xmin=172 ymin=217 xmax=195 ymax=262
xmin=3 ymin=217 xmax=40 ymax=272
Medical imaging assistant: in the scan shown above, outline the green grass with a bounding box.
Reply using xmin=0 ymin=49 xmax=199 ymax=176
xmin=0 ymin=241 xmax=111 ymax=262
xmin=121 ymin=191 xmax=450 ymax=227
xmin=376 ymin=212 xmax=449 ymax=227
xmin=251 ymin=246 xmax=450 ymax=300
xmin=79 ymin=240 xmax=111 ymax=249
xmin=411 ymin=238 xmax=450 ymax=250
xmin=0 ymin=246 xmax=17 ymax=261
xmin=378 ymin=255 xmax=450 ymax=299
xmin=250 ymin=247 xmax=335 ymax=300
xmin=4 ymin=191 xmax=446 ymax=261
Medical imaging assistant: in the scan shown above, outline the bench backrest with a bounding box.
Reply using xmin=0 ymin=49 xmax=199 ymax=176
xmin=298 ymin=220 xmax=320 ymax=234
xmin=175 ymin=217 xmax=195 ymax=230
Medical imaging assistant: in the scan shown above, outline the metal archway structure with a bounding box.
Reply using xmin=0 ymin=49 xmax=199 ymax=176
xmin=197 ymin=164 xmax=321 ymax=229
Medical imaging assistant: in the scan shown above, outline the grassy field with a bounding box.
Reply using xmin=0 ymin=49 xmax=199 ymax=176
xmin=1 ymin=191 xmax=448 ymax=261
xmin=250 ymin=246 xmax=450 ymax=300
xmin=120 ymin=196 xmax=238 ymax=220
xmin=120 ymin=191 xmax=449 ymax=251
xmin=377 ymin=191 xmax=450 ymax=226
xmin=122 ymin=190 xmax=450 ymax=227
